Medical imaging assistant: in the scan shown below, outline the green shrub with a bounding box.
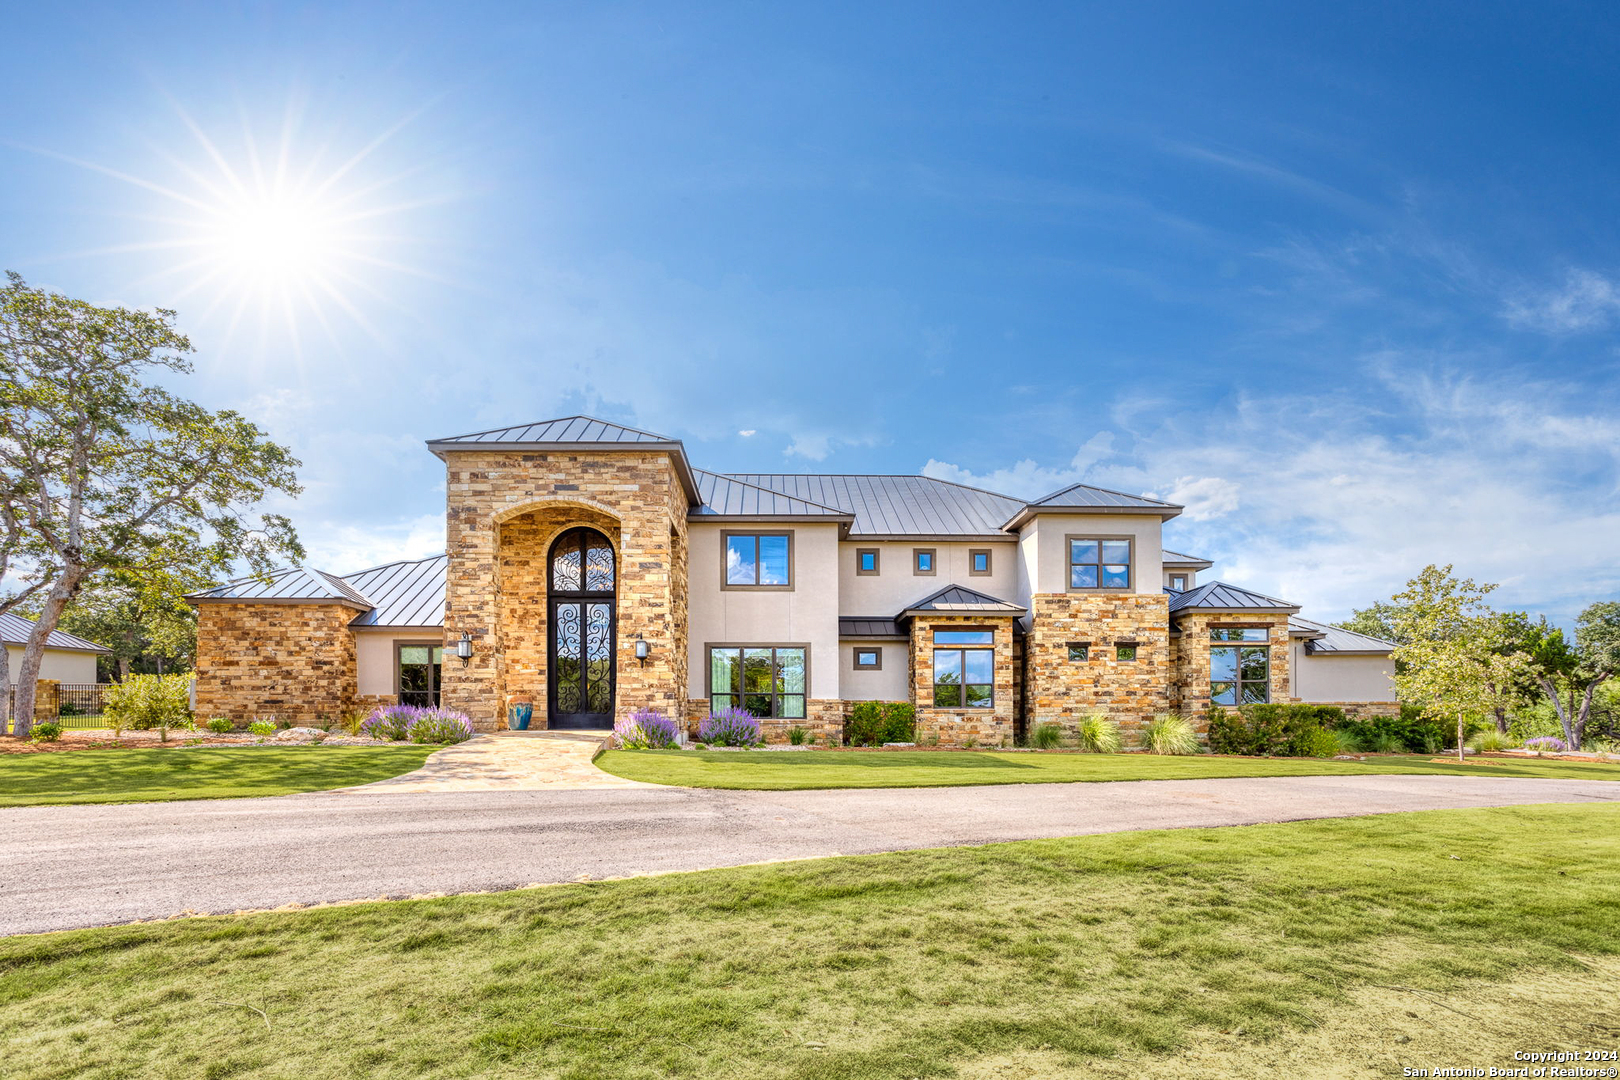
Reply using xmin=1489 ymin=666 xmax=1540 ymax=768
xmin=1296 ymin=726 xmax=1339 ymax=758
xmin=1334 ymin=729 xmax=1363 ymax=754
xmin=1468 ymin=728 xmax=1518 ymax=752
xmin=1339 ymin=709 xmax=1448 ymax=754
xmin=1144 ymin=713 xmax=1199 ymax=755
xmin=204 ymin=717 xmax=233 ymax=734
xmin=845 ymin=701 xmax=916 ymax=746
xmin=881 ymin=702 xmax=917 ymax=744
xmin=1067 ymin=714 xmax=1120 ymax=753
xmin=103 ymin=674 xmax=192 ymax=733
xmin=247 ymin=721 xmax=276 ymax=737
xmin=29 ymin=721 xmax=63 ymax=743
xmin=1027 ymin=721 xmax=1064 ymax=750
xmin=1207 ymin=704 xmax=1347 ymax=756
xmin=787 ymin=726 xmax=808 ymax=745
xmin=58 ymin=702 xmax=83 ymax=717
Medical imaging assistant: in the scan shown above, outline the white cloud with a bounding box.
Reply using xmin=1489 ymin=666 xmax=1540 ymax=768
xmin=1502 ymin=269 xmax=1620 ymax=333
xmin=303 ymin=513 xmax=447 ymax=574
xmin=738 ymin=429 xmax=756 ymax=437
xmin=1161 ymin=476 xmax=1240 ymax=521
xmin=923 ymin=432 xmax=1116 ymax=498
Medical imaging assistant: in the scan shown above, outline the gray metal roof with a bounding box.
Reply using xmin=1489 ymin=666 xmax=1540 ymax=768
xmin=839 ymin=617 xmax=906 ymax=638
xmin=1167 ymin=580 xmax=1300 ymax=614
xmin=188 ymin=566 xmax=373 ymax=607
xmin=1004 ymin=481 xmax=1182 ymax=528
xmin=1162 ymin=549 xmax=1213 ymax=568
xmin=343 ymin=556 xmax=449 ymax=628
xmin=1290 ymin=616 xmax=1396 ymax=654
xmin=727 ymin=475 xmax=1023 ymax=539
xmin=898 ymin=584 xmax=1027 ymax=618
xmin=0 ymin=611 xmax=111 ymax=653
xmin=428 ymin=415 xmax=673 ymax=446
xmin=691 ymin=470 xmax=853 ymax=521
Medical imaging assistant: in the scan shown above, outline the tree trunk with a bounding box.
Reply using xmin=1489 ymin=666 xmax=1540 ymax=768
xmin=1539 ymin=676 xmax=1578 ymax=750
xmin=1492 ymin=704 xmax=1508 ymax=734
xmin=1457 ymin=715 xmax=1465 ymax=763
xmin=0 ymin=644 xmax=10 ymax=734
xmin=117 ymin=657 xmax=130 ymax=681
xmin=13 ymin=569 xmax=85 ymax=738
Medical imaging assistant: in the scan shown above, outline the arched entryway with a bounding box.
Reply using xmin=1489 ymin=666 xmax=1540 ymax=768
xmin=547 ymin=526 xmax=616 ymax=729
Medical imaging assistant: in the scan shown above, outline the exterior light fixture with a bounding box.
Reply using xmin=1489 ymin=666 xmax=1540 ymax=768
xmin=634 ymin=633 xmax=650 ymax=666
xmin=455 ymin=631 xmax=474 ymax=666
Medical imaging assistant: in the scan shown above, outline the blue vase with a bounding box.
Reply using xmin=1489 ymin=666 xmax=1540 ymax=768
xmin=508 ymin=702 xmax=533 ymax=731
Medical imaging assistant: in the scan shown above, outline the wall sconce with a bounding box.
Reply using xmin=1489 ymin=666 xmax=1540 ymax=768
xmin=634 ymin=633 xmax=650 ymax=666
xmin=455 ymin=631 xmax=474 ymax=666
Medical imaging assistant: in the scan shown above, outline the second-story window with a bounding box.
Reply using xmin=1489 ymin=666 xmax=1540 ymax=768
xmin=914 ymin=548 xmax=936 ymax=575
xmin=970 ymin=549 xmax=992 ymax=575
xmin=724 ymin=533 xmax=791 ymax=587
xmin=1069 ymin=538 xmax=1131 ymax=590
xmin=856 ymin=548 xmax=880 ymax=575
xmin=1168 ymin=573 xmax=1188 ymax=591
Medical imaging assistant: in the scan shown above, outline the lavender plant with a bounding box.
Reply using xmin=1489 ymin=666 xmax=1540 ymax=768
xmin=406 ymin=708 xmax=475 ymax=745
xmin=1522 ymin=736 xmax=1568 ymax=753
xmin=361 ymin=704 xmax=421 ymax=741
xmin=615 ymin=709 xmax=680 ymax=749
xmin=698 ymin=706 xmax=763 ymax=747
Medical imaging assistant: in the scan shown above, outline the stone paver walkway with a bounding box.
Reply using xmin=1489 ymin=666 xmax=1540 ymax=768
xmin=353 ymin=730 xmax=649 ymax=792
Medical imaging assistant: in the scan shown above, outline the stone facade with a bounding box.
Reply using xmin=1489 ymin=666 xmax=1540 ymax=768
xmin=1299 ymin=700 xmax=1401 ymax=720
xmin=1170 ymin=612 xmax=1294 ymax=731
xmin=194 ymin=602 xmax=360 ymax=722
xmin=1024 ymin=593 xmax=1171 ymax=745
xmin=684 ymin=696 xmax=847 ymax=745
xmin=439 ymin=450 xmax=689 ymax=730
xmin=909 ymin=614 xmax=1017 ymax=747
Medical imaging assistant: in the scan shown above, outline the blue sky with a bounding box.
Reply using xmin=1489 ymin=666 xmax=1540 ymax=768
xmin=4 ymin=2 xmax=1618 ymax=622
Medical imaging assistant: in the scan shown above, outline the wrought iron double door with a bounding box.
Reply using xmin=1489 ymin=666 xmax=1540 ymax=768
xmin=547 ymin=527 xmax=616 ymax=729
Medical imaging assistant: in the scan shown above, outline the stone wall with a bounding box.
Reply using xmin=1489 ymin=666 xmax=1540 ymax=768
xmin=683 ymin=697 xmax=847 ymax=745
xmin=193 ymin=602 xmax=359 ymax=723
xmin=440 ymin=450 xmax=689 ymax=730
xmin=909 ymin=614 xmax=1017 ymax=747
xmin=1025 ymin=593 xmax=1170 ymax=745
xmin=1171 ymin=612 xmax=1293 ymax=729
xmin=1296 ymin=699 xmax=1401 ymax=720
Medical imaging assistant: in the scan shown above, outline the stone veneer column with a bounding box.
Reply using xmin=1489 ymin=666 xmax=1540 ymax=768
xmin=1024 ymin=593 xmax=1171 ymax=746
xmin=439 ymin=450 xmax=689 ymax=730
xmin=909 ymin=615 xmax=1017 ymax=747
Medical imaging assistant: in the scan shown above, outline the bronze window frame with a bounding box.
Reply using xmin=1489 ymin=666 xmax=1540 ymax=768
xmin=720 ymin=530 xmax=795 ymax=591
xmin=969 ymin=548 xmax=992 ymax=576
xmin=395 ymin=640 xmax=445 ymax=707
xmin=1065 ymin=534 xmax=1135 ymax=592
xmin=1067 ymin=642 xmax=1090 ymax=662
xmin=705 ymin=642 xmax=811 ymax=718
xmin=1209 ymin=627 xmax=1270 ymax=706
xmin=1115 ymin=644 xmax=1139 ymax=662
xmin=855 ymin=548 xmax=881 ymax=576
xmin=931 ymin=645 xmax=994 ymax=709
xmin=913 ymin=548 xmax=937 ymax=576
xmin=1167 ymin=573 xmax=1188 ymax=590
xmin=852 ymin=646 xmax=883 ymax=670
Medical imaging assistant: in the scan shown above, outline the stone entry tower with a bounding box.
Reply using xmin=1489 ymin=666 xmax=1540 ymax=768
xmin=428 ymin=418 xmax=696 ymax=731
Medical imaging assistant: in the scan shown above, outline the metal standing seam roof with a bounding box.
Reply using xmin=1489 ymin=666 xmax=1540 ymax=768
xmin=690 ymin=470 xmax=854 ymax=521
xmin=1002 ymin=483 xmax=1183 ymax=529
xmin=0 ymin=611 xmax=112 ymax=653
xmin=188 ymin=566 xmax=374 ymax=607
xmin=1289 ymin=616 xmax=1396 ymax=654
xmin=1167 ymin=580 xmax=1300 ymax=614
xmin=839 ymin=617 xmax=906 ymax=638
xmin=426 ymin=416 xmax=674 ymax=446
xmin=343 ymin=555 xmax=449 ymax=628
xmin=1161 ymin=549 xmax=1214 ymax=568
xmin=898 ymin=584 xmax=1027 ymax=618
xmin=725 ymin=475 xmax=1023 ymax=539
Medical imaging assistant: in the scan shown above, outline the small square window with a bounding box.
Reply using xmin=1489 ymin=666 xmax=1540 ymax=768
xmin=853 ymin=647 xmax=882 ymax=670
xmin=1068 ymin=643 xmax=1089 ymax=662
xmin=1116 ymin=644 xmax=1138 ymax=662
xmin=969 ymin=549 xmax=992 ymax=576
xmin=1168 ymin=574 xmax=1187 ymax=591
xmin=856 ymin=548 xmax=880 ymax=576
xmin=913 ymin=548 xmax=936 ymax=575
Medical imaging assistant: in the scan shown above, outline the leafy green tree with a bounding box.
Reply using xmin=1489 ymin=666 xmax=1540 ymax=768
xmin=1336 ymin=601 xmax=1408 ymax=647
xmin=35 ymin=568 xmax=202 ymax=680
xmin=1389 ymin=565 xmax=1528 ymax=762
xmin=0 ymin=273 xmax=304 ymax=737
xmin=1524 ymin=602 xmax=1620 ymax=749
xmin=0 ymin=498 xmax=57 ymax=725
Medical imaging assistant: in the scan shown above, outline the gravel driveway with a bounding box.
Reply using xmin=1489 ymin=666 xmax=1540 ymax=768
xmin=2 ymin=773 xmax=1615 ymax=937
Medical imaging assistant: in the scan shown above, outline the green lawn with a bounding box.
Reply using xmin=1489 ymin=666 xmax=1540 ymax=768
xmin=0 ymin=746 xmax=436 ymax=807
xmin=2 ymin=803 xmax=1617 ymax=1079
xmin=596 ymin=747 xmax=1620 ymax=789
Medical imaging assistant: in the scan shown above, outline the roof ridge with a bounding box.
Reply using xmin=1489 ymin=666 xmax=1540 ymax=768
xmin=338 ymin=552 xmax=450 ymax=580
xmin=1030 ymin=479 xmax=1179 ymax=508
xmin=434 ymin=415 xmax=675 ymax=443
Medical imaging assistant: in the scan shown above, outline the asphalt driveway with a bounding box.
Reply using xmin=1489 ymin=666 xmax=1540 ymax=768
xmin=2 ymin=773 xmax=1616 ymax=937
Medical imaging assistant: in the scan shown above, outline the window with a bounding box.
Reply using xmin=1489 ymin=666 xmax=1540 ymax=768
xmin=856 ymin=548 xmax=880 ymax=575
xmin=724 ymin=532 xmax=792 ymax=588
xmin=709 ymin=646 xmax=806 ymax=718
xmin=397 ymin=644 xmax=443 ymax=707
xmin=1067 ymin=643 xmax=1089 ymax=662
xmin=933 ymin=629 xmax=994 ymax=708
xmin=1069 ymin=537 xmax=1132 ymax=590
xmin=1168 ymin=573 xmax=1188 ymax=591
xmin=969 ymin=549 xmax=992 ymax=576
xmin=1115 ymin=644 xmax=1138 ymax=662
xmin=1210 ymin=628 xmax=1269 ymax=706
xmin=853 ymin=647 xmax=882 ymax=670
xmin=913 ymin=548 xmax=936 ymax=575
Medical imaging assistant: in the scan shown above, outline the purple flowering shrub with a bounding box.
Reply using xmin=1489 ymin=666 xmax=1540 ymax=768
xmin=361 ymin=704 xmax=474 ymax=745
xmin=615 ymin=709 xmax=680 ymax=749
xmin=1522 ymin=736 xmax=1568 ymax=753
xmin=698 ymin=706 xmax=762 ymax=747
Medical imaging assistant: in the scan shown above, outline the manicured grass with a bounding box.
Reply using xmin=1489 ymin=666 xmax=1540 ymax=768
xmin=2 ymin=803 xmax=1617 ymax=1078
xmin=0 ymin=746 xmax=436 ymax=807
xmin=596 ymin=747 xmax=1620 ymax=789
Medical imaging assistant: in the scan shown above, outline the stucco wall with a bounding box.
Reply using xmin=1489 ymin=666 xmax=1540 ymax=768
xmin=686 ymin=522 xmax=842 ymax=700
xmin=837 ymin=540 xmax=1020 ymax=615
xmin=1290 ymin=644 xmax=1396 ymax=703
xmin=5 ymin=646 xmax=99 ymax=684
xmin=1025 ymin=513 xmax=1165 ymax=596
xmin=838 ymin=639 xmax=910 ymax=701
xmin=355 ymin=630 xmax=444 ymax=698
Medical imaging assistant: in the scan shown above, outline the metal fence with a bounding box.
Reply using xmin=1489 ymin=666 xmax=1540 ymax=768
xmin=4 ymin=683 xmax=110 ymax=733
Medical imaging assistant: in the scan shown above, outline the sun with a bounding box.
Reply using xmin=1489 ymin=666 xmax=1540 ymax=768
xmin=210 ymin=192 xmax=339 ymax=282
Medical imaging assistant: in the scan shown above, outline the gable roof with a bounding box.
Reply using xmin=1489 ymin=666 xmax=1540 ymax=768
xmin=1289 ymin=616 xmax=1396 ymax=654
xmin=343 ymin=555 xmax=449 ymax=628
xmin=897 ymin=583 xmax=1027 ymax=619
xmin=0 ymin=611 xmax=111 ymax=654
xmin=1167 ymin=579 xmax=1300 ymax=614
xmin=187 ymin=566 xmax=374 ymax=609
xmin=1161 ymin=549 xmax=1214 ymax=569
xmin=1003 ymin=482 xmax=1182 ymax=529
xmin=691 ymin=470 xmax=854 ymax=523
xmin=424 ymin=415 xmax=701 ymax=505
xmin=727 ymin=474 xmax=1022 ymax=540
